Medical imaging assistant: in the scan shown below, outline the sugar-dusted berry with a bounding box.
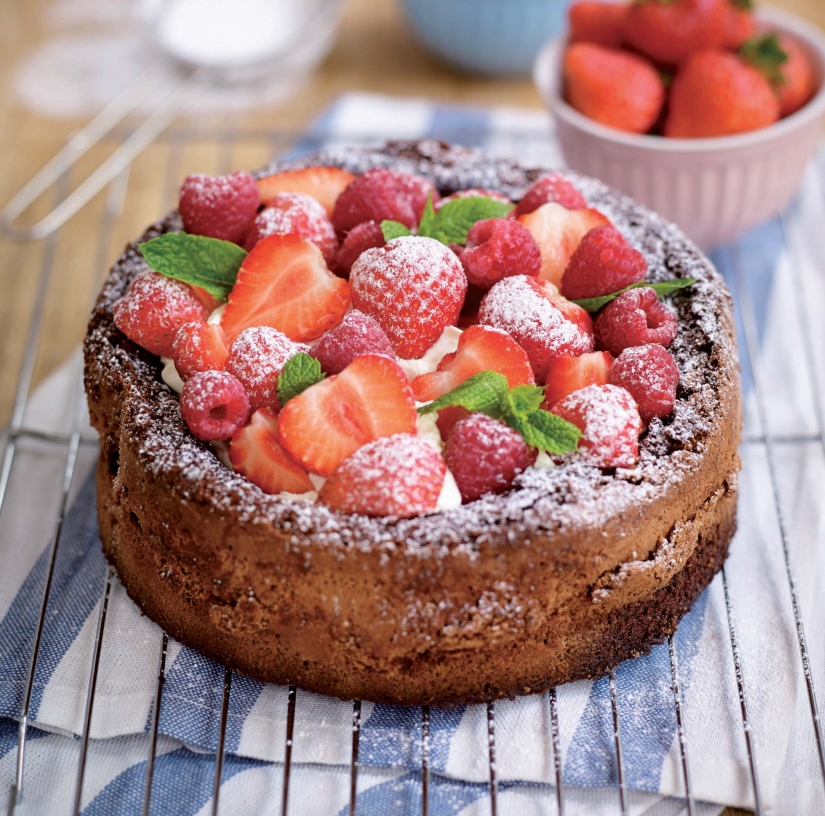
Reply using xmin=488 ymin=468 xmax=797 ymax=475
xmin=256 ymin=166 xmax=355 ymax=216
xmin=460 ymin=218 xmax=541 ymax=289
xmin=179 ymin=171 xmax=259 ymax=244
xmin=514 ymin=174 xmax=587 ymax=218
xmin=608 ymin=343 xmax=679 ymax=423
xmin=312 ymin=310 xmax=395 ymax=375
xmin=542 ymin=351 xmax=614 ymax=410
xmin=594 ymin=286 xmax=678 ymax=356
xmin=180 ymin=370 xmax=250 ymax=441
xmin=172 ymin=321 xmax=229 ymax=380
xmin=333 ymin=220 xmax=385 ymax=278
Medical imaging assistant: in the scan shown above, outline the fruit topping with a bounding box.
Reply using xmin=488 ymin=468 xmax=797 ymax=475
xmin=608 ymin=343 xmax=679 ymax=424
xmin=594 ymin=286 xmax=678 ymax=356
xmin=113 ymin=271 xmax=208 ymax=358
xmin=560 ymin=225 xmax=648 ymax=301
xmin=332 ymin=168 xmax=439 ymax=235
xmin=513 ymin=173 xmax=588 ymax=218
xmin=318 ymin=433 xmax=446 ymax=517
xmin=435 ymin=405 xmax=471 ymax=442
xmin=411 ymin=325 xmax=534 ymax=402
xmin=459 ymin=218 xmax=541 ymax=289
xmin=444 ymin=413 xmax=537 ymax=503
xmin=311 ymin=310 xmax=395 ymax=375
xmin=221 ymin=233 xmax=350 ymax=345
xmin=171 ymin=321 xmax=229 ymax=381
xmin=229 ymin=408 xmax=314 ymax=494
xmin=350 ymin=237 xmax=467 ymax=359
xmin=542 ymin=351 xmax=614 ymax=410
xmin=762 ymin=34 xmax=816 ymax=117
xmin=478 ymin=276 xmax=594 ymax=383
xmin=436 ymin=188 xmax=512 ymax=209
xmin=518 ymin=203 xmax=611 ymax=286
xmin=225 ymin=326 xmax=307 ymax=411
xmin=568 ymin=1 xmax=628 ymax=50
xmin=180 ymin=370 xmax=250 ymax=441
xmin=188 ymin=285 xmax=223 ymax=314
xmin=178 ymin=171 xmax=259 ymax=244
xmin=333 ymin=220 xmax=386 ymax=278
xmin=551 ymin=384 xmax=642 ymax=468
xmin=722 ymin=3 xmax=755 ymax=50
xmin=256 ymin=166 xmax=355 ymax=216
xmin=278 ymin=354 xmax=417 ymax=476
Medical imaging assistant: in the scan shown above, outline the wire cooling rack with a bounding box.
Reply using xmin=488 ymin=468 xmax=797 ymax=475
xmin=1 ymin=124 xmax=825 ymax=816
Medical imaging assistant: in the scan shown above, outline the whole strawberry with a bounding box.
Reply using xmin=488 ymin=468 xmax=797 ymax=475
xmin=569 ymin=1 xmax=628 ymax=50
xmin=564 ymin=43 xmax=665 ymax=134
xmin=179 ymin=171 xmax=259 ymax=244
xmin=722 ymin=1 xmax=755 ymax=50
xmin=741 ymin=34 xmax=816 ymax=117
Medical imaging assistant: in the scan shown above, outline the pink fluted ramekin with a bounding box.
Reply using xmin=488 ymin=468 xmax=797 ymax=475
xmin=533 ymin=7 xmax=825 ymax=251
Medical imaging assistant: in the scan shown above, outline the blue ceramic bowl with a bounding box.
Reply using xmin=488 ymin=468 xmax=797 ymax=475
xmin=400 ymin=0 xmax=570 ymax=76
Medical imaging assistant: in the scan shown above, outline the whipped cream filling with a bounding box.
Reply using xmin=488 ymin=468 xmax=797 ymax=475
xmin=397 ymin=326 xmax=463 ymax=380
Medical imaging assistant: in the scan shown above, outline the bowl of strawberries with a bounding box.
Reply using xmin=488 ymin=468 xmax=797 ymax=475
xmin=534 ymin=0 xmax=825 ymax=250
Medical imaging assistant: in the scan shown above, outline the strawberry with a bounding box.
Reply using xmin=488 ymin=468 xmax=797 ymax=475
xmin=256 ymin=166 xmax=355 ymax=217
xmin=513 ymin=174 xmax=587 ymax=218
xmin=277 ymin=354 xmax=417 ymax=476
xmin=188 ymin=285 xmax=223 ymax=314
xmin=518 ymin=203 xmax=611 ymax=287
xmin=744 ymin=33 xmax=817 ymax=117
xmin=229 ymin=408 xmax=314 ymax=495
xmin=411 ymin=325 xmax=534 ymax=402
xmin=542 ymin=351 xmax=614 ymax=410
xmin=563 ymin=43 xmax=666 ymax=135
xmin=171 ymin=321 xmax=229 ymax=380
xmin=722 ymin=3 xmax=755 ymax=50
xmin=624 ymin=0 xmax=728 ymax=66
xmin=665 ymin=50 xmax=780 ymax=138
xmin=221 ymin=234 xmax=350 ymax=346
xmin=569 ymin=1 xmax=628 ymax=49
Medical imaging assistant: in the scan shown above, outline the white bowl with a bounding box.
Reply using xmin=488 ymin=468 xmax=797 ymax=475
xmin=534 ymin=7 xmax=825 ymax=251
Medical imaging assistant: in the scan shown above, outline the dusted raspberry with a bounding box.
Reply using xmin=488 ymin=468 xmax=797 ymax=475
xmin=244 ymin=192 xmax=338 ymax=265
xmin=350 ymin=237 xmax=467 ymax=359
xmin=179 ymin=171 xmax=259 ymax=244
xmin=318 ymin=433 xmax=446 ymax=517
xmin=560 ymin=225 xmax=648 ymax=301
xmin=608 ymin=344 xmax=679 ymax=423
xmin=514 ymin=174 xmax=587 ymax=218
xmin=180 ymin=370 xmax=250 ymax=441
xmin=113 ymin=271 xmax=208 ymax=358
xmin=478 ymin=275 xmax=594 ymax=383
xmin=333 ymin=221 xmax=385 ymax=278
xmin=172 ymin=321 xmax=230 ymax=380
xmin=460 ymin=218 xmax=541 ymax=290
xmin=594 ymin=287 xmax=678 ymax=356
xmin=444 ymin=413 xmax=537 ymax=503
xmin=551 ymin=384 xmax=642 ymax=468
xmin=435 ymin=188 xmax=512 ymax=210
xmin=332 ymin=168 xmax=439 ymax=235
xmin=225 ymin=326 xmax=308 ymax=411
xmin=311 ymin=310 xmax=395 ymax=375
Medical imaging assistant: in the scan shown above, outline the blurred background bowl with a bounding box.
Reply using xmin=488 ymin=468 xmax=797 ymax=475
xmin=534 ymin=6 xmax=825 ymax=251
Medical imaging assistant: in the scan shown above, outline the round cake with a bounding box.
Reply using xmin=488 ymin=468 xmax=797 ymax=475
xmin=84 ymin=140 xmax=741 ymax=706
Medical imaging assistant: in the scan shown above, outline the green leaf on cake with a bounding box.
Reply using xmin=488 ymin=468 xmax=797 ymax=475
xmin=417 ymin=370 xmax=509 ymax=419
xmin=277 ymin=353 xmax=325 ymax=406
xmin=423 ymin=196 xmax=514 ymax=245
xmin=572 ymin=278 xmax=697 ymax=313
xmin=504 ymin=408 xmax=582 ymax=455
xmin=381 ymin=220 xmax=413 ymax=241
xmin=138 ymin=233 xmax=247 ymax=301
xmin=416 ymin=192 xmax=438 ymax=238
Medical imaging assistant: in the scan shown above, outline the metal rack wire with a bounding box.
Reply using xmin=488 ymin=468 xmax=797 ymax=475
xmin=1 ymin=126 xmax=824 ymax=816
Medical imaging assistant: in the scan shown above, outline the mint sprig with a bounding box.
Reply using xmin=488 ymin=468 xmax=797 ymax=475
xmin=277 ymin=353 xmax=325 ymax=405
xmin=572 ymin=278 xmax=696 ymax=313
xmin=139 ymin=233 xmax=247 ymax=301
xmin=418 ymin=371 xmax=581 ymax=455
xmin=380 ymin=221 xmax=412 ymax=241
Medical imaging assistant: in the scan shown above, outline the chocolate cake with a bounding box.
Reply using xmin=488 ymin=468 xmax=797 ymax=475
xmin=84 ymin=140 xmax=741 ymax=706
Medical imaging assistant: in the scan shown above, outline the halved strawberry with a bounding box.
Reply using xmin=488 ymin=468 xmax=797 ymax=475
xmin=540 ymin=280 xmax=594 ymax=338
xmin=278 ymin=354 xmax=417 ymax=476
xmin=189 ymin=284 xmax=223 ymax=314
xmin=411 ymin=325 xmax=534 ymax=402
xmin=542 ymin=351 xmax=614 ymax=410
xmin=256 ymin=167 xmax=355 ymax=217
xmin=221 ymin=234 xmax=350 ymax=345
xmin=518 ymin=203 xmax=611 ymax=286
xmin=230 ymin=408 xmax=314 ymax=494
xmin=172 ymin=321 xmax=230 ymax=380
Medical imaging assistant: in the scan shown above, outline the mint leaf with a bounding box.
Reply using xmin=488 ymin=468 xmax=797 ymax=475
xmin=417 ymin=193 xmax=437 ymax=238
xmin=139 ymin=233 xmax=246 ymax=301
xmin=417 ymin=371 xmax=509 ymax=417
xmin=572 ymin=278 xmax=696 ymax=313
xmin=505 ymin=409 xmax=582 ymax=455
xmin=732 ymin=0 xmax=753 ymax=7
xmin=740 ymin=34 xmax=788 ymax=85
xmin=381 ymin=220 xmax=412 ymax=241
xmin=424 ymin=196 xmax=514 ymax=246
xmin=503 ymin=384 xmax=545 ymax=416
xmin=276 ymin=353 xmax=325 ymax=405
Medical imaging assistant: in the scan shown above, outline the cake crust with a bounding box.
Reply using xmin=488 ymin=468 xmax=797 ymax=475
xmin=84 ymin=141 xmax=741 ymax=706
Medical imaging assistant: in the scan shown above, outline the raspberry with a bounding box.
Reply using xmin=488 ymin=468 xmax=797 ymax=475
xmin=350 ymin=237 xmax=467 ymax=359
xmin=444 ymin=413 xmax=537 ymax=503
xmin=178 ymin=171 xmax=259 ymax=244
xmin=171 ymin=321 xmax=229 ymax=380
xmin=560 ymin=225 xmax=648 ymax=301
xmin=180 ymin=370 xmax=250 ymax=442
xmin=514 ymin=174 xmax=587 ymax=218
xmin=225 ymin=326 xmax=307 ymax=411
xmin=435 ymin=188 xmax=512 ymax=210
xmin=318 ymin=434 xmax=446 ymax=517
xmin=311 ymin=310 xmax=395 ymax=375
xmin=551 ymin=384 xmax=642 ymax=468
xmin=608 ymin=344 xmax=679 ymax=423
xmin=331 ymin=169 xmax=439 ymax=235
xmin=460 ymin=218 xmax=541 ymax=289
xmin=478 ymin=276 xmax=594 ymax=383
xmin=333 ymin=221 xmax=385 ymax=278
xmin=113 ymin=271 xmax=208 ymax=358
xmin=244 ymin=192 xmax=338 ymax=265
xmin=435 ymin=406 xmax=470 ymax=442
xmin=594 ymin=287 xmax=678 ymax=356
